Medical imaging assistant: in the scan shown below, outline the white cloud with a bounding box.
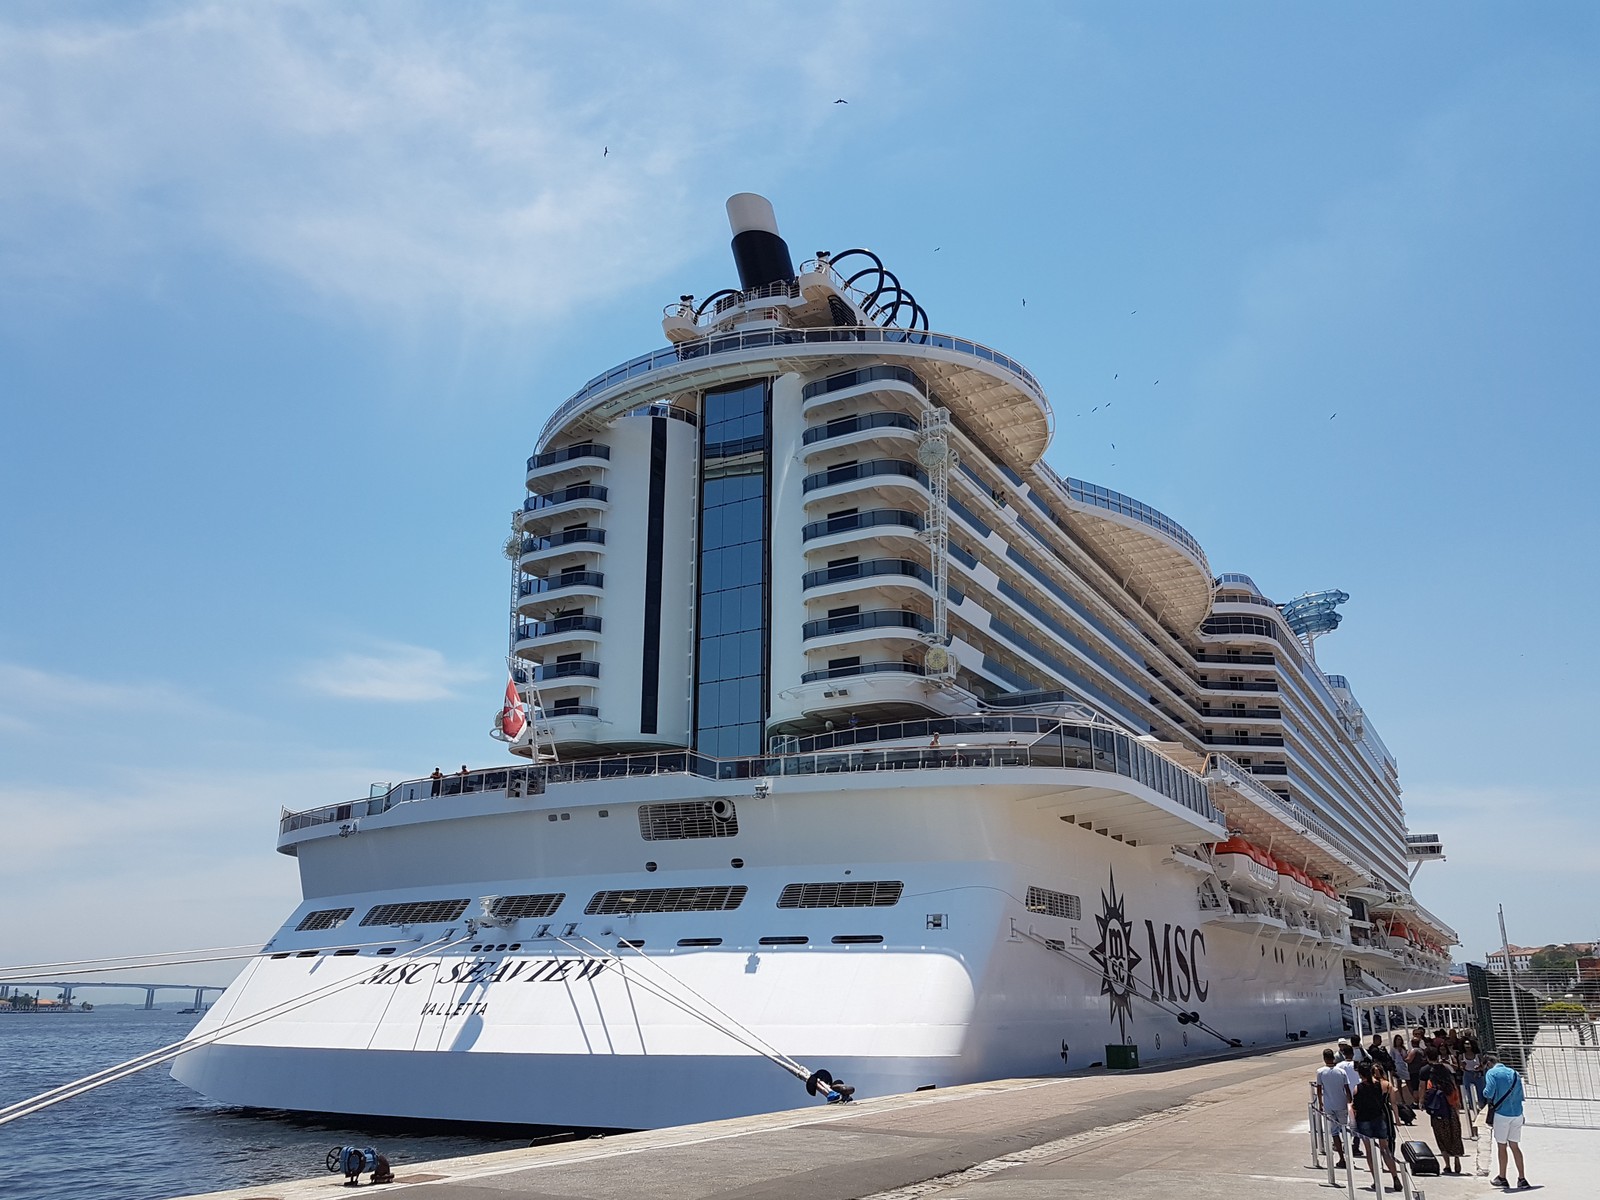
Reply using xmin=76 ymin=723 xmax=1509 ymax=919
xmin=0 ymin=3 xmax=914 ymax=320
xmin=0 ymin=660 xmax=209 ymax=736
xmin=297 ymin=640 xmax=482 ymax=701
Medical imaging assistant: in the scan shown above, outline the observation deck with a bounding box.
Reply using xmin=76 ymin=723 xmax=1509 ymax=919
xmin=1029 ymin=465 xmax=1213 ymax=632
xmin=535 ymin=324 xmax=1052 ymax=480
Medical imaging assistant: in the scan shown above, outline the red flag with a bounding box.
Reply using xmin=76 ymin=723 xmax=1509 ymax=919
xmin=499 ymin=676 xmax=527 ymax=741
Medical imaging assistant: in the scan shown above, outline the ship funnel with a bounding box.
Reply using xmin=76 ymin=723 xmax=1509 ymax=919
xmin=726 ymin=193 xmax=795 ymax=290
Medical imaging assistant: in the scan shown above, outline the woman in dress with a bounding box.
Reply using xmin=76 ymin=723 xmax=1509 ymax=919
xmin=1351 ymin=1061 xmax=1404 ymax=1192
xmin=1421 ymin=1047 xmax=1466 ymax=1174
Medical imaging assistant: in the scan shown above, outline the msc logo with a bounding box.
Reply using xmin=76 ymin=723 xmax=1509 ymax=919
xmin=1090 ymin=870 xmax=1210 ymax=1037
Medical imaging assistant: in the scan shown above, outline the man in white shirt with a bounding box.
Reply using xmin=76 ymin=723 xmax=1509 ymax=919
xmin=1337 ymin=1043 xmax=1365 ymax=1156
xmin=1316 ymin=1047 xmax=1353 ymax=1168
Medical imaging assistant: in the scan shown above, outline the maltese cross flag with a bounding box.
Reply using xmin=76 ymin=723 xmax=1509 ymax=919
xmin=499 ymin=675 xmax=528 ymax=742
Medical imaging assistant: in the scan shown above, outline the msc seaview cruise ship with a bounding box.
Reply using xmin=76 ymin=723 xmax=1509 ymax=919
xmin=173 ymin=196 xmax=1454 ymax=1129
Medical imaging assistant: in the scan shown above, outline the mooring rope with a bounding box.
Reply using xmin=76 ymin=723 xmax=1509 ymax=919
xmin=557 ymin=936 xmax=813 ymax=1084
xmin=573 ymin=934 xmax=810 ymax=1079
xmin=0 ymin=934 xmax=470 ymax=1128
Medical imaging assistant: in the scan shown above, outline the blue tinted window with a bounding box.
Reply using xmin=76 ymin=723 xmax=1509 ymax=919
xmin=695 ymin=380 xmax=770 ymax=757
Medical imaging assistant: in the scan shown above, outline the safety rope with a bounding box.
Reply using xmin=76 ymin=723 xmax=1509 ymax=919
xmin=0 ymin=933 xmax=470 ymax=1128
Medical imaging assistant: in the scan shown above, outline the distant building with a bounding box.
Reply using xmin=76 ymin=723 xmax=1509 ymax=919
xmin=1486 ymin=942 xmax=1597 ymax=974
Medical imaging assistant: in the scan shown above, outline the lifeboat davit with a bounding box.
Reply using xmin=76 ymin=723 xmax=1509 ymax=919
xmin=1212 ymin=837 xmax=1278 ymax=893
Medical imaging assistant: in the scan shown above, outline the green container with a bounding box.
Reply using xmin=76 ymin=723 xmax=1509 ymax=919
xmin=1105 ymin=1043 xmax=1140 ymax=1070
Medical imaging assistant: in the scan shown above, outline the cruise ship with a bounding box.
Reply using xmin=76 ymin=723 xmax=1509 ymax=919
xmin=172 ymin=196 xmax=1454 ymax=1129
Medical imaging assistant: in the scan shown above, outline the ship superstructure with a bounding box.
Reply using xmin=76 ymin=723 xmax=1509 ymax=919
xmin=173 ymin=196 xmax=1452 ymax=1128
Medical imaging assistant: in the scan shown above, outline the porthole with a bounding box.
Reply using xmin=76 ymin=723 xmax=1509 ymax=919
xmin=646 ymin=861 xmax=658 ymax=872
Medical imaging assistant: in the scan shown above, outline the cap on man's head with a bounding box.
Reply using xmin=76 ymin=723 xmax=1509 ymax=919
xmin=1337 ymin=1037 xmax=1350 ymax=1046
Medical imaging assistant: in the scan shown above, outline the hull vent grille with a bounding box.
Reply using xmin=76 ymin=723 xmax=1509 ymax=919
xmin=778 ymin=881 xmax=904 ymax=909
xmin=586 ymin=885 xmax=748 ymax=915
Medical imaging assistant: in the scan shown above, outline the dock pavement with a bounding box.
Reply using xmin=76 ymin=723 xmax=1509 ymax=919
xmin=184 ymin=1045 xmax=1594 ymax=1199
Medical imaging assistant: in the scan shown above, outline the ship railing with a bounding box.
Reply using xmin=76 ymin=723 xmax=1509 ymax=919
xmin=281 ymin=718 xmax=1220 ymax=836
xmin=537 ymin=325 xmax=1045 ymax=448
xmin=1202 ymin=754 xmax=1365 ymax=875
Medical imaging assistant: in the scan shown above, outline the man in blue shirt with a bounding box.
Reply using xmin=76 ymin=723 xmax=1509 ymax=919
xmin=1481 ymin=1052 xmax=1530 ymax=1189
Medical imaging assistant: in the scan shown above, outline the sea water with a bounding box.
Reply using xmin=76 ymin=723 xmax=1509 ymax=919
xmin=0 ymin=1009 xmax=530 ymax=1200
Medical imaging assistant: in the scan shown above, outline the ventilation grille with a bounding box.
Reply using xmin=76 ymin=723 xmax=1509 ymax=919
xmin=777 ymin=881 xmax=904 ymax=909
xmin=1026 ymin=885 xmax=1082 ymax=920
xmin=295 ymin=907 xmax=354 ymax=932
xmin=360 ymin=898 xmax=470 ymax=927
xmin=638 ymin=800 xmax=738 ymax=841
xmin=585 ymin=886 xmax=748 ymax=916
xmin=487 ymin=893 xmax=565 ymax=921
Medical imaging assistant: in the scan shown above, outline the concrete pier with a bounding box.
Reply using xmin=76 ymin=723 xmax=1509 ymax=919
xmin=183 ymin=1045 xmax=1595 ymax=1199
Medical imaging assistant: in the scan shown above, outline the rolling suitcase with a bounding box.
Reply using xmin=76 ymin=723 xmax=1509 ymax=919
xmin=1401 ymin=1140 xmax=1440 ymax=1175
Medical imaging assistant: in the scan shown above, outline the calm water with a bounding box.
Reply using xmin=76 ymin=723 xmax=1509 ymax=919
xmin=0 ymin=1009 xmax=533 ymax=1200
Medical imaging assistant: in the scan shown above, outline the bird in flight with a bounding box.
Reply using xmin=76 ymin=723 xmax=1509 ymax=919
xmin=933 ymin=246 xmax=941 ymax=252
xmin=1330 ymin=412 xmax=1338 ymax=420
xmin=603 ymin=146 xmax=608 ymax=157
xmin=1154 ymin=380 xmax=1160 ymax=385
xmin=1111 ymin=443 xmax=1116 ymax=449
xmin=1113 ymin=373 xmax=1118 ymax=379
xmin=834 ymin=98 xmax=848 ymax=104
xmin=1021 ymin=298 xmax=1027 ymax=307
xmin=1131 ymin=310 xmax=1137 ymax=315
xmin=1091 ymin=406 xmax=1098 ymax=412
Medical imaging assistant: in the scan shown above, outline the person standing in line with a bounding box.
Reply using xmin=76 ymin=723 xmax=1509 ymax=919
xmin=1315 ymin=1047 xmax=1354 ymax=1169
xmin=1419 ymin=1046 xmax=1465 ymax=1174
xmin=1481 ymin=1053 xmax=1531 ymax=1190
xmin=1460 ymin=1038 xmax=1485 ymax=1111
xmin=1337 ymin=1042 xmax=1365 ymax=1156
xmin=1350 ymin=1061 xmax=1404 ymax=1193
xmin=1390 ymin=1033 xmax=1414 ymax=1112
xmin=1367 ymin=1032 xmax=1394 ymax=1075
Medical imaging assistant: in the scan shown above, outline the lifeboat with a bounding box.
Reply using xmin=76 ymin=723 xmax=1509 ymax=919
xmin=1311 ymin=879 xmax=1343 ymax=917
xmin=1274 ymin=859 xmax=1316 ymax=908
xmin=1212 ymin=837 xmax=1278 ymax=893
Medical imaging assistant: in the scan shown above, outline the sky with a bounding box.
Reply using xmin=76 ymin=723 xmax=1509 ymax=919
xmin=2 ymin=2 xmax=1597 ymax=990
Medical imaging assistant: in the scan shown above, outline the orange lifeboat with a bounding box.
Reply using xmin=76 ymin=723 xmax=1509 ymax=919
xmin=1273 ymin=858 xmax=1316 ymax=908
xmin=1213 ymin=837 xmax=1278 ymax=893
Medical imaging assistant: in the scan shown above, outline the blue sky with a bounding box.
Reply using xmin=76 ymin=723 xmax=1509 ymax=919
xmin=2 ymin=2 xmax=1596 ymax=983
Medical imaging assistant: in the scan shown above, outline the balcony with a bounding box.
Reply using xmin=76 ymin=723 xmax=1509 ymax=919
xmin=1202 ymin=734 xmax=1285 ymax=747
xmin=526 ymin=442 xmax=610 ymax=484
xmin=801 ymin=509 xmax=924 ymax=553
xmin=519 ymin=484 xmax=609 ymax=530
xmin=513 ymin=616 xmax=604 ymax=656
xmin=800 ymin=660 xmax=926 ymax=684
xmin=802 ymin=458 xmax=927 ymax=503
xmin=518 ymin=527 xmax=606 ymax=569
xmin=801 ymin=411 xmax=920 ymax=452
xmin=802 ymin=609 xmax=933 ymax=641
xmin=1193 ymin=653 xmax=1275 ymax=666
xmin=530 ymin=660 xmax=600 ymax=682
xmin=1197 ymin=679 xmax=1279 ymax=693
xmin=801 ymin=558 xmax=933 ymax=605
xmin=517 ymin=572 xmax=605 ymax=615
xmin=519 ymin=571 xmax=605 ymax=597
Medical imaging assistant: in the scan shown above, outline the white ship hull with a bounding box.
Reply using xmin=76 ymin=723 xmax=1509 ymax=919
xmin=175 ymin=770 xmax=1353 ymax=1128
